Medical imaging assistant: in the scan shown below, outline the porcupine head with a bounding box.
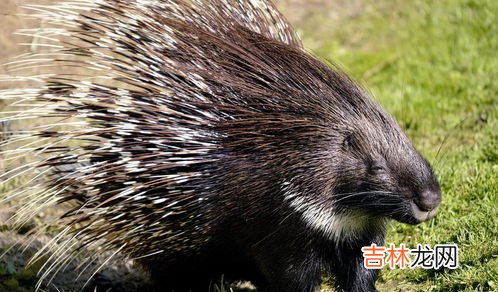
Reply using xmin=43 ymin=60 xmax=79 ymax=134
xmin=0 ymin=0 xmax=441 ymax=290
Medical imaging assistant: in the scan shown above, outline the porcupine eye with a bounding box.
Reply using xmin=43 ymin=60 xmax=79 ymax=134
xmin=370 ymin=162 xmax=385 ymax=173
xmin=367 ymin=159 xmax=390 ymax=181
xmin=342 ymin=133 xmax=355 ymax=151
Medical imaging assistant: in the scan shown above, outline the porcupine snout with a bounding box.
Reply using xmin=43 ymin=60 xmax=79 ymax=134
xmin=414 ymin=189 xmax=441 ymax=212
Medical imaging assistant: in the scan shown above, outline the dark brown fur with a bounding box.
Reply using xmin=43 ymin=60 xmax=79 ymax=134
xmin=1 ymin=1 xmax=441 ymax=291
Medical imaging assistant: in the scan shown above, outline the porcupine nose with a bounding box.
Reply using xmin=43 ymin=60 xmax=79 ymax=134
xmin=414 ymin=190 xmax=442 ymax=211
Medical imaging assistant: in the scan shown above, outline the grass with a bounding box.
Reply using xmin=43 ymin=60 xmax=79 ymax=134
xmin=278 ymin=0 xmax=497 ymax=290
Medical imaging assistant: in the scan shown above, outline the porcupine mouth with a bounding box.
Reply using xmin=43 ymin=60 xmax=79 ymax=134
xmin=408 ymin=201 xmax=439 ymax=224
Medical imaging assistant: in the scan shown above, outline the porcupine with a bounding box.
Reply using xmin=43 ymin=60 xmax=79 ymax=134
xmin=0 ymin=0 xmax=442 ymax=291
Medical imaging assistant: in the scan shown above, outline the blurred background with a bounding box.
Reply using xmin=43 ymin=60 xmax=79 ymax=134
xmin=0 ymin=0 xmax=496 ymax=291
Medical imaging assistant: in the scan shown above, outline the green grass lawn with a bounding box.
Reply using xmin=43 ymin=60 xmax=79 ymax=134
xmin=280 ymin=0 xmax=497 ymax=290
